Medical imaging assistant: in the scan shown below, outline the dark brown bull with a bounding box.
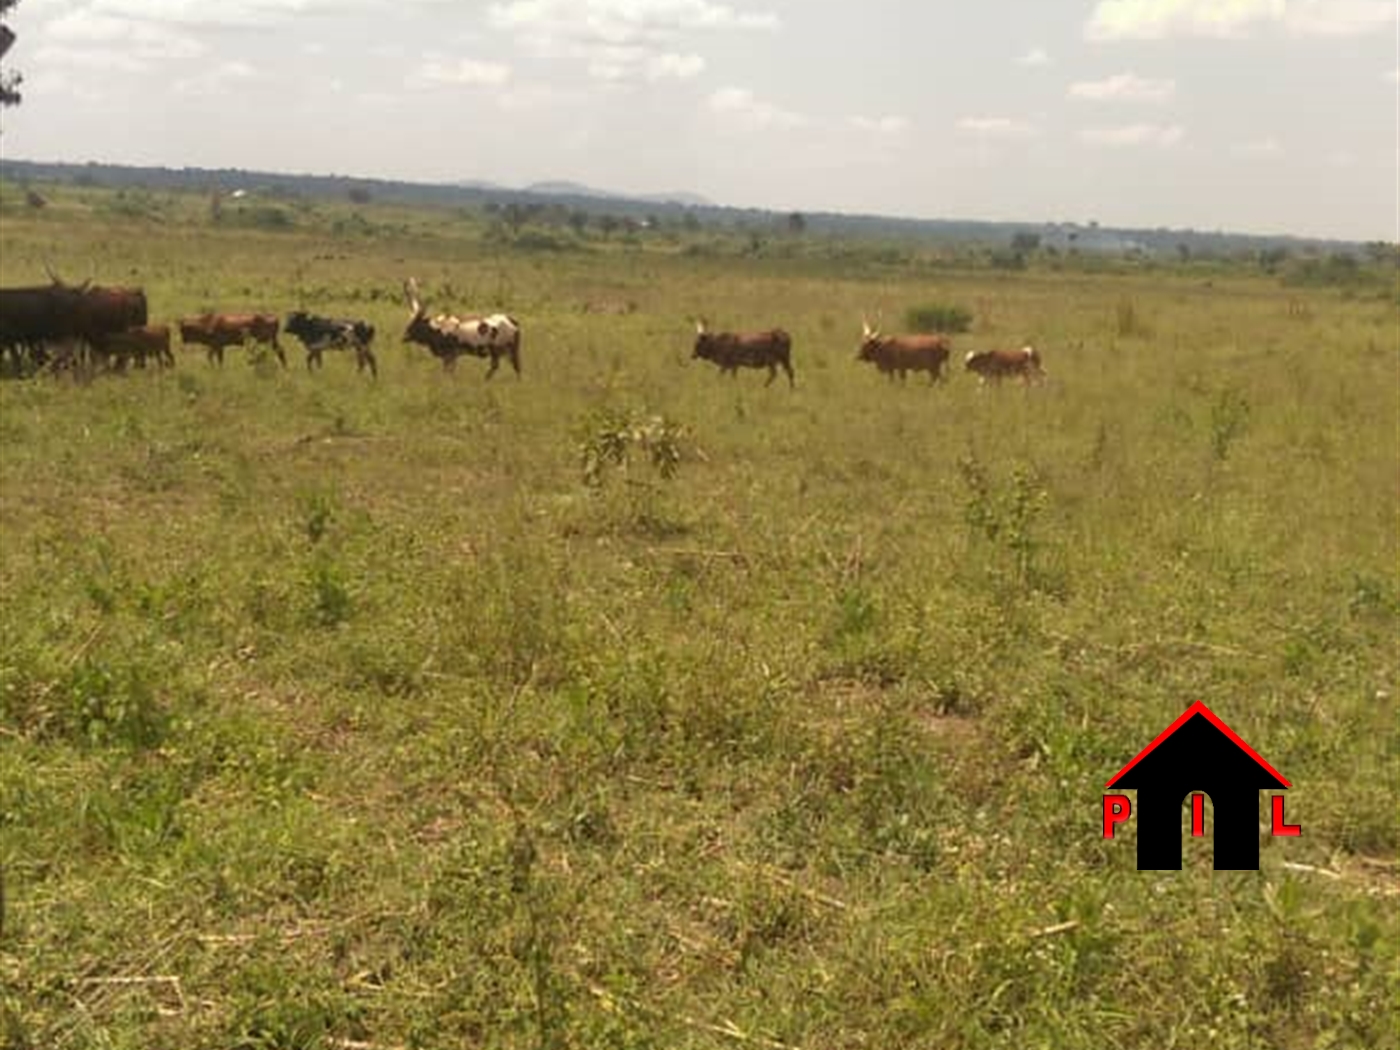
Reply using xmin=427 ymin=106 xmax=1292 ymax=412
xmin=692 ymin=319 xmax=794 ymax=387
xmin=0 ymin=276 xmax=148 ymax=375
xmin=964 ymin=346 xmax=1045 ymax=385
xmin=179 ymin=313 xmax=286 ymax=367
xmin=856 ymin=319 xmax=950 ymax=383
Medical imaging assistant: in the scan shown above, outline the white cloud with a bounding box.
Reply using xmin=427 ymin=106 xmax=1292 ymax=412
xmin=1069 ymin=73 xmax=1176 ymax=102
xmin=1079 ymin=123 xmax=1185 ymax=147
xmin=851 ymin=115 xmax=910 ymax=135
xmin=1232 ymin=136 xmax=1282 ymax=155
xmin=1086 ymin=0 xmax=1396 ymax=40
xmin=1087 ymin=0 xmax=1280 ymax=39
xmin=84 ymin=0 xmax=365 ymax=30
xmin=955 ymin=116 xmax=1039 ymax=139
xmin=707 ymin=87 xmax=806 ymax=130
xmin=488 ymin=0 xmax=779 ymax=41
xmin=412 ymin=58 xmax=513 ymax=88
xmin=586 ymin=49 xmax=705 ymax=82
xmin=1016 ymin=46 xmax=1051 ymax=65
xmin=1387 ymin=67 xmax=1400 ymax=83
xmin=174 ymin=59 xmax=258 ymax=96
xmin=33 ymin=44 xmax=150 ymax=73
xmin=490 ymin=0 xmax=771 ymax=83
xmin=45 ymin=11 xmax=207 ymax=59
xmin=644 ymin=51 xmax=706 ymax=80
xmin=1283 ymin=1 xmax=1397 ymax=36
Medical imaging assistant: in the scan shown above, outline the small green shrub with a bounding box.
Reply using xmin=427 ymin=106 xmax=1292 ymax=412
xmin=1208 ymin=386 xmax=1251 ymax=462
xmin=577 ymin=409 xmax=686 ymax=488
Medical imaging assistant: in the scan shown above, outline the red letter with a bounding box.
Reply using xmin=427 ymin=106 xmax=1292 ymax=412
xmin=1272 ymin=795 xmax=1301 ymax=837
xmin=1191 ymin=794 xmax=1205 ymax=837
xmin=1103 ymin=794 xmax=1131 ymax=838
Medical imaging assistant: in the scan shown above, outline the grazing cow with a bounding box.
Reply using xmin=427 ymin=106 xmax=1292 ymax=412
xmin=0 ymin=275 xmax=148 ymax=375
xmin=964 ymin=346 xmax=1045 ymax=386
xmin=93 ymin=324 xmax=174 ymax=371
xmin=284 ymin=310 xmax=378 ymax=378
xmin=402 ymin=278 xmax=521 ymax=378
xmin=692 ymin=319 xmax=794 ymax=387
xmin=856 ymin=319 xmax=950 ymax=383
xmin=179 ymin=313 xmax=286 ymax=367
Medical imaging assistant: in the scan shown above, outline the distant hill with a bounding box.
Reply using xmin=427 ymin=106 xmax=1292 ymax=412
xmin=525 ymin=180 xmax=713 ymax=208
xmin=0 ymin=158 xmax=1364 ymax=257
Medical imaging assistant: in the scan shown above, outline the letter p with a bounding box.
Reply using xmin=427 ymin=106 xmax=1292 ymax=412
xmin=1103 ymin=794 xmax=1132 ymax=838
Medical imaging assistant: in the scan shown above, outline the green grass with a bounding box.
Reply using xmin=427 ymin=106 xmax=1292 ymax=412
xmin=1 ymin=185 xmax=1397 ymax=1049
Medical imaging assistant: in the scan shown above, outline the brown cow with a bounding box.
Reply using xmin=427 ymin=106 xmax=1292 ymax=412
xmin=856 ymin=319 xmax=950 ymax=383
xmin=94 ymin=324 xmax=174 ymax=371
xmin=964 ymin=346 xmax=1045 ymax=385
xmin=692 ymin=319 xmax=794 ymax=387
xmin=179 ymin=313 xmax=286 ymax=367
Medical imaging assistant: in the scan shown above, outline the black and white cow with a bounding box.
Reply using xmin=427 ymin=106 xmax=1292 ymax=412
xmin=284 ymin=310 xmax=378 ymax=377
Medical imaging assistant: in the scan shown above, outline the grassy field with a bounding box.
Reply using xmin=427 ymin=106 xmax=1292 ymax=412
xmin=1 ymin=185 xmax=1397 ymax=1050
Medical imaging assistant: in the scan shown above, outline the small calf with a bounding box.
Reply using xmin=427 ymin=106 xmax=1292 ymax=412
xmin=964 ymin=346 xmax=1045 ymax=385
xmin=94 ymin=324 xmax=174 ymax=371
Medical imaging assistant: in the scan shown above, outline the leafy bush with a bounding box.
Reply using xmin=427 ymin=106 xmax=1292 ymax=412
xmin=577 ymin=409 xmax=686 ymax=488
xmin=904 ymin=302 xmax=973 ymax=334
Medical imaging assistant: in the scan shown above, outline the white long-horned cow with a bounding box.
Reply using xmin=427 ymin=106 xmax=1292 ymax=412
xmin=403 ymin=278 xmax=521 ymax=378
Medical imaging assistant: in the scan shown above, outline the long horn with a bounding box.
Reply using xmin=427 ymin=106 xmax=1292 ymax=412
xmin=45 ymin=264 xmax=63 ymax=287
xmin=404 ymin=278 xmax=422 ymax=317
xmin=862 ymin=315 xmax=872 ymax=337
xmin=695 ymin=317 xmax=706 ymax=334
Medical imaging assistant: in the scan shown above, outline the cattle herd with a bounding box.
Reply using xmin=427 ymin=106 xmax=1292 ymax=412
xmin=0 ymin=273 xmax=1047 ymax=387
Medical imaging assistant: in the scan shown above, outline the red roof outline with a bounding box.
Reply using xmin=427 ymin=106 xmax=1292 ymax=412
xmin=1105 ymin=701 xmax=1290 ymax=789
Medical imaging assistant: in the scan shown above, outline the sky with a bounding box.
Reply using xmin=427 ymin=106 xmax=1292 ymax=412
xmin=1 ymin=0 xmax=1396 ymax=241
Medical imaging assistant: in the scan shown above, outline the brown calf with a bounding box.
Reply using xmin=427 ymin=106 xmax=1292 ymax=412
xmin=94 ymin=324 xmax=174 ymax=371
xmin=964 ymin=346 xmax=1045 ymax=385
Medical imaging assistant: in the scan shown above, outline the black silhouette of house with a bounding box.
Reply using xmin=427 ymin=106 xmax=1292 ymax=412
xmin=1107 ymin=701 xmax=1290 ymax=870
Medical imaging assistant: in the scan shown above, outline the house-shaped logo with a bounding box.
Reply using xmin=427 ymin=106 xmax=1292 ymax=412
xmin=1103 ymin=702 xmax=1300 ymax=870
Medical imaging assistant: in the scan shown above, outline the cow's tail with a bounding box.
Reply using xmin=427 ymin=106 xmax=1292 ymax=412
xmin=507 ymin=318 xmax=522 ymax=377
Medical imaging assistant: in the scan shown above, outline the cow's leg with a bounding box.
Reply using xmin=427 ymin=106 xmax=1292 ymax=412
xmin=783 ymin=359 xmax=795 ymax=388
xmin=362 ymin=348 xmax=378 ymax=379
xmin=273 ymin=339 xmax=287 ymax=368
xmin=485 ymin=354 xmax=500 ymax=380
